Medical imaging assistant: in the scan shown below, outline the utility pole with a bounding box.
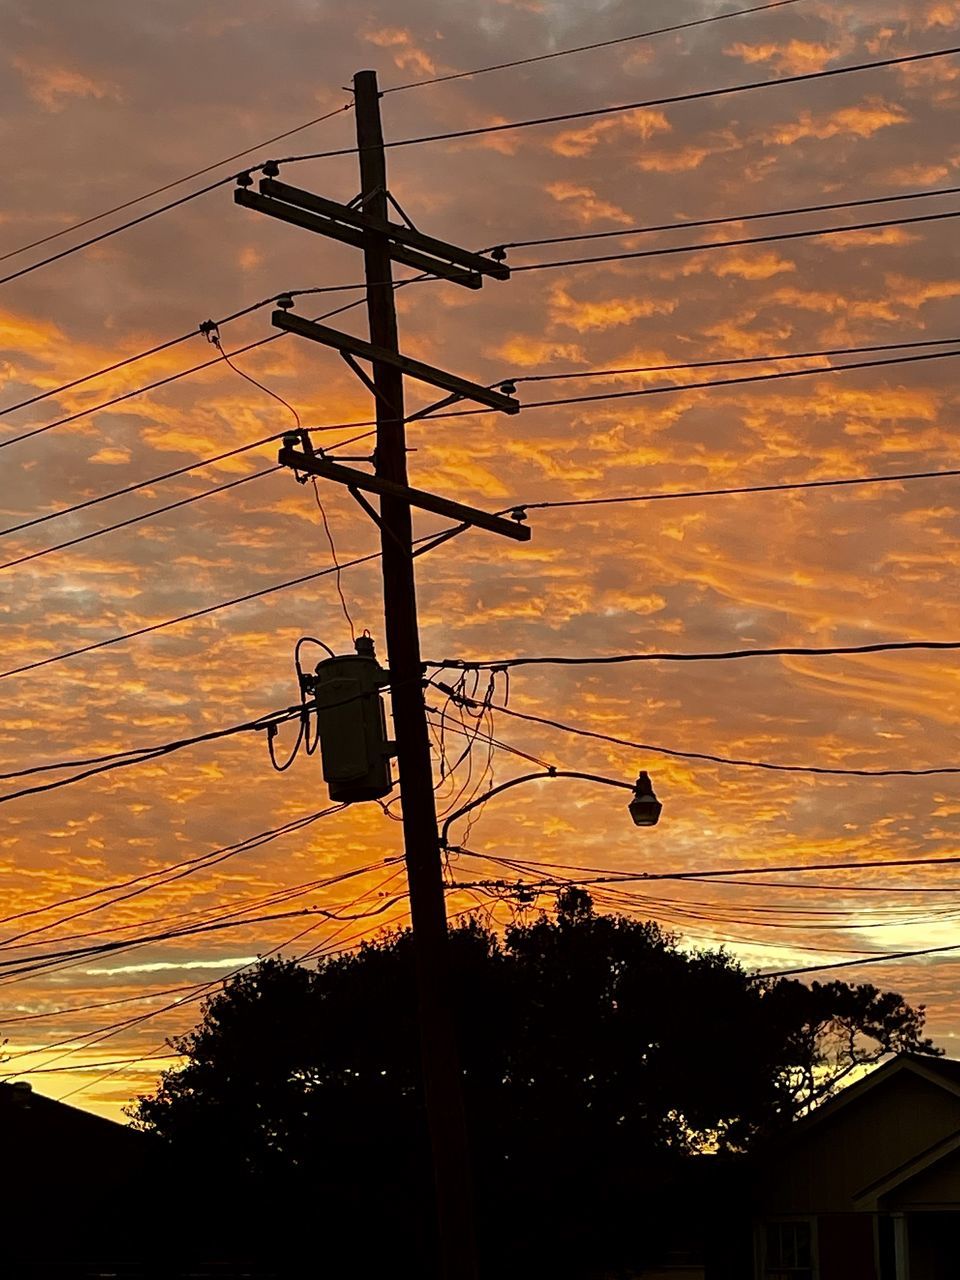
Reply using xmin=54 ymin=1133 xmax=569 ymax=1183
xmin=235 ymin=68 xmax=528 ymax=1279
xmin=352 ymin=69 xmax=478 ymax=1280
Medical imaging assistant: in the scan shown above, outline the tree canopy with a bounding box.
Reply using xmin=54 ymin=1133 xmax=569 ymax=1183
xmin=133 ymin=889 xmax=937 ymax=1274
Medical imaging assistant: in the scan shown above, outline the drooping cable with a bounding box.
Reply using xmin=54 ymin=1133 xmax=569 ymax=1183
xmin=0 ymin=104 xmax=353 ymax=267
xmin=383 ymin=0 xmax=810 ymax=93
xmin=278 ymin=47 xmax=960 ymax=162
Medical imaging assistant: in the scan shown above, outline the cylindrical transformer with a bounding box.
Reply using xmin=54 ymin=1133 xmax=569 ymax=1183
xmin=312 ymin=635 xmax=394 ymax=803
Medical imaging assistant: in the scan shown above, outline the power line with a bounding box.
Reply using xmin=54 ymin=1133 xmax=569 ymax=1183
xmin=0 ymin=703 xmax=304 ymax=805
xmin=0 ymin=808 xmax=348 ymax=942
xmin=454 ymin=846 xmax=960 ymax=886
xmin=439 ymin=693 xmax=960 ymax=777
xmin=517 ymin=464 xmax=960 ymax=512
xmin=0 ymin=293 xmax=288 ymax=420
xmin=0 ymin=466 xmax=279 ymax=573
xmin=0 ymin=290 xmax=376 ymax=452
xmin=499 ymin=184 xmax=960 ymax=250
xmin=7 ymin=1053 xmax=182 ymax=1075
xmin=0 ymin=432 xmax=286 ymax=540
xmin=6 ymin=237 xmax=949 ymax=461
xmin=384 ymin=0 xmax=810 ymax=93
xmin=0 ymin=548 xmax=383 ymax=682
xmin=3 ymin=333 xmax=939 ymax=548
xmin=7 ymin=181 xmax=954 ymax=428
xmin=0 ymin=176 xmax=239 ymax=290
xmin=511 ymin=209 xmax=960 ymax=274
xmin=760 ymin=941 xmax=960 ymax=977
xmin=512 ymin=336 xmax=960 ymax=386
xmin=506 ymin=348 xmax=960 ymax=413
xmin=7 ymin=338 xmax=951 ymax=575
xmin=0 ymin=985 xmax=200 ymax=1026
xmin=0 ymin=896 xmax=410 ymax=983
xmin=278 ymin=47 xmax=960 ymax=162
xmin=434 ymin=638 xmax=960 ymax=672
xmin=15 ymin=880 xmax=395 ymax=1087
xmin=0 ymin=105 xmax=352 ymax=267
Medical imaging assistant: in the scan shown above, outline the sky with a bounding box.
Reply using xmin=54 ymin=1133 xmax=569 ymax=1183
xmin=1 ymin=0 xmax=959 ymax=1121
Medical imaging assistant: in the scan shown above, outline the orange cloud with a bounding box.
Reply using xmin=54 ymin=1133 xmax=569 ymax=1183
xmin=549 ymin=110 xmax=670 ymax=157
xmin=547 ymin=284 xmax=678 ymax=332
xmin=12 ymin=55 xmax=121 ymax=111
xmin=763 ymin=99 xmax=909 ymax=146
xmin=363 ymin=26 xmax=437 ymax=76
xmin=546 ymin=182 xmax=633 ymax=226
xmin=724 ymin=39 xmax=842 ymax=74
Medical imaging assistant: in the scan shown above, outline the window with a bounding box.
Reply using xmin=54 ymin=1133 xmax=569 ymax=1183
xmin=763 ymin=1220 xmax=814 ymax=1280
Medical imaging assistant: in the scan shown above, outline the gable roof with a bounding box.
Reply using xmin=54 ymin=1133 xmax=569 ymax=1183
xmin=0 ymin=1081 xmax=147 ymax=1176
xmin=784 ymin=1053 xmax=960 ymax=1140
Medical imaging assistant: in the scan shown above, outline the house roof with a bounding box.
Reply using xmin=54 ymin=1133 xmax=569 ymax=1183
xmin=0 ymin=1080 xmax=148 ymax=1179
xmin=782 ymin=1052 xmax=960 ymax=1140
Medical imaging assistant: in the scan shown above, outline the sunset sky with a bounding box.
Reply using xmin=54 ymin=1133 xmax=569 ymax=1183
xmin=1 ymin=0 xmax=960 ymax=1121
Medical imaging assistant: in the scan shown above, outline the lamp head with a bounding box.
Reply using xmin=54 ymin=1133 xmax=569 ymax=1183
xmin=628 ymin=771 xmax=662 ymax=827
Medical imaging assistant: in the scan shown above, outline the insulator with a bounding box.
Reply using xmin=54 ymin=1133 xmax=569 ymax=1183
xmin=262 ymin=160 xmax=281 ymax=177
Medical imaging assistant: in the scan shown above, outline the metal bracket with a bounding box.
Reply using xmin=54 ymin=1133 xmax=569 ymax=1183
xmin=339 ymin=350 xmax=396 ymax=415
xmin=278 ymin=445 xmax=531 ymax=542
xmin=273 ymin=312 xmax=520 ymax=415
xmin=412 ymin=523 xmax=472 ymax=557
xmin=347 ymin=486 xmax=409 ymax=553
xmin=386 ymin=190 xmax=417 ymax=230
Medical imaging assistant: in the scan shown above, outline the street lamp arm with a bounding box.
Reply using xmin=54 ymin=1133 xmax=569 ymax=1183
xmin=439 ymin=769 xmax=635 ymax=848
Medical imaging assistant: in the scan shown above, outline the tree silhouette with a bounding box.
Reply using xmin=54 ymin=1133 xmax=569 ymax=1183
xmin=132 ymin=889 xmax=937 ymax=1275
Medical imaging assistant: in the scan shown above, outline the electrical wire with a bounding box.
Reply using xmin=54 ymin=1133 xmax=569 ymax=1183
xmin=0 ymin=466 xmax=279 ymax=573
xmin=0 ymin=104 xmax=353 ymax=266
xmin=0 ymin=985 xmax=201 ymax=1027
xmin=383 ymin=0 xmax=811 ymax=93
xmin=760 ymin=942 xmax=960 ymax=977
xmin=0 ymin=432 xmax=288 ymax=540
xmin=0 ymin=514 xmax=470 ymax=682
xmin=502 ymin=348 xmax=960 ymax=414
xmin=0 ymin=109 xmax=359 ymax=290
xmin=472 ymin=698 xmax=960 ymax=777
xmin=433 ymin=637 xmax=960 ymax=671
xmin=205 ymin=324 xmax=302 ymax=428
xmin=2 ymin=341 xmax=954 ymax=679
xmin=310 ymin=479 xmax=357 ymax=641
xmin=0 ymin=807 xmax=345 ymax=942
xmin=5 ymin=332 xmax=945 ymax=560
xmin=509 ymin=209 xmax=960 ymax=274
xmin=512 ymin=336 xmax=960 ymax=386
xmin=454 ymin=846 xmax=960 ymax=885
xmin=0 ymin=703 xmax=304 ymax=804
xmin=498 ymin=184 xmax=960 ymax=251
xmin=278 ymin=46 xmax=960 ymax=162
xmin=0 ymin=288 xmax=374 ymax=452
xmin=517 ymin=465 xmax=960 ymax=513
xmin=0 ymin=293 xmax=288 ymax=420
xmin=0 ymin=549 xmax=382 ymax=682
xmin=50 ymin=869 xmax=402 ymax=1101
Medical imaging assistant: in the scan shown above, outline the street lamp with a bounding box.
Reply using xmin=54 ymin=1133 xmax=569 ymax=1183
xmin=439 ymin=769 xmax=662 ymax=849
xmin=628 ymin=771 xmax=662 ymax=827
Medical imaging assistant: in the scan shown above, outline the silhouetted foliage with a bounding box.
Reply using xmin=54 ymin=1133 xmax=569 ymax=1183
xmin=132 ymin=889 xmax=936 ymax=1275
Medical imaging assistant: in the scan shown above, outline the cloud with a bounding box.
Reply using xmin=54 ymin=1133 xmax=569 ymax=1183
xmin=762 ymin=99 xmax=910 ymax=146
xmin=363 ymin=25 xmax=438 ymax=75
xmin=724 ymin=39 xmax=843 ymax=75
xmin=12 ymin=54 xmax=122 ymax=111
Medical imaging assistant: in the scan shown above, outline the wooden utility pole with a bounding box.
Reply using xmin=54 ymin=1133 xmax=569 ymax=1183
xmin=236 ymin=67 xmax=524 ymax=1276
xmin=353 ymin=69 xmax=479 ymax=1280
